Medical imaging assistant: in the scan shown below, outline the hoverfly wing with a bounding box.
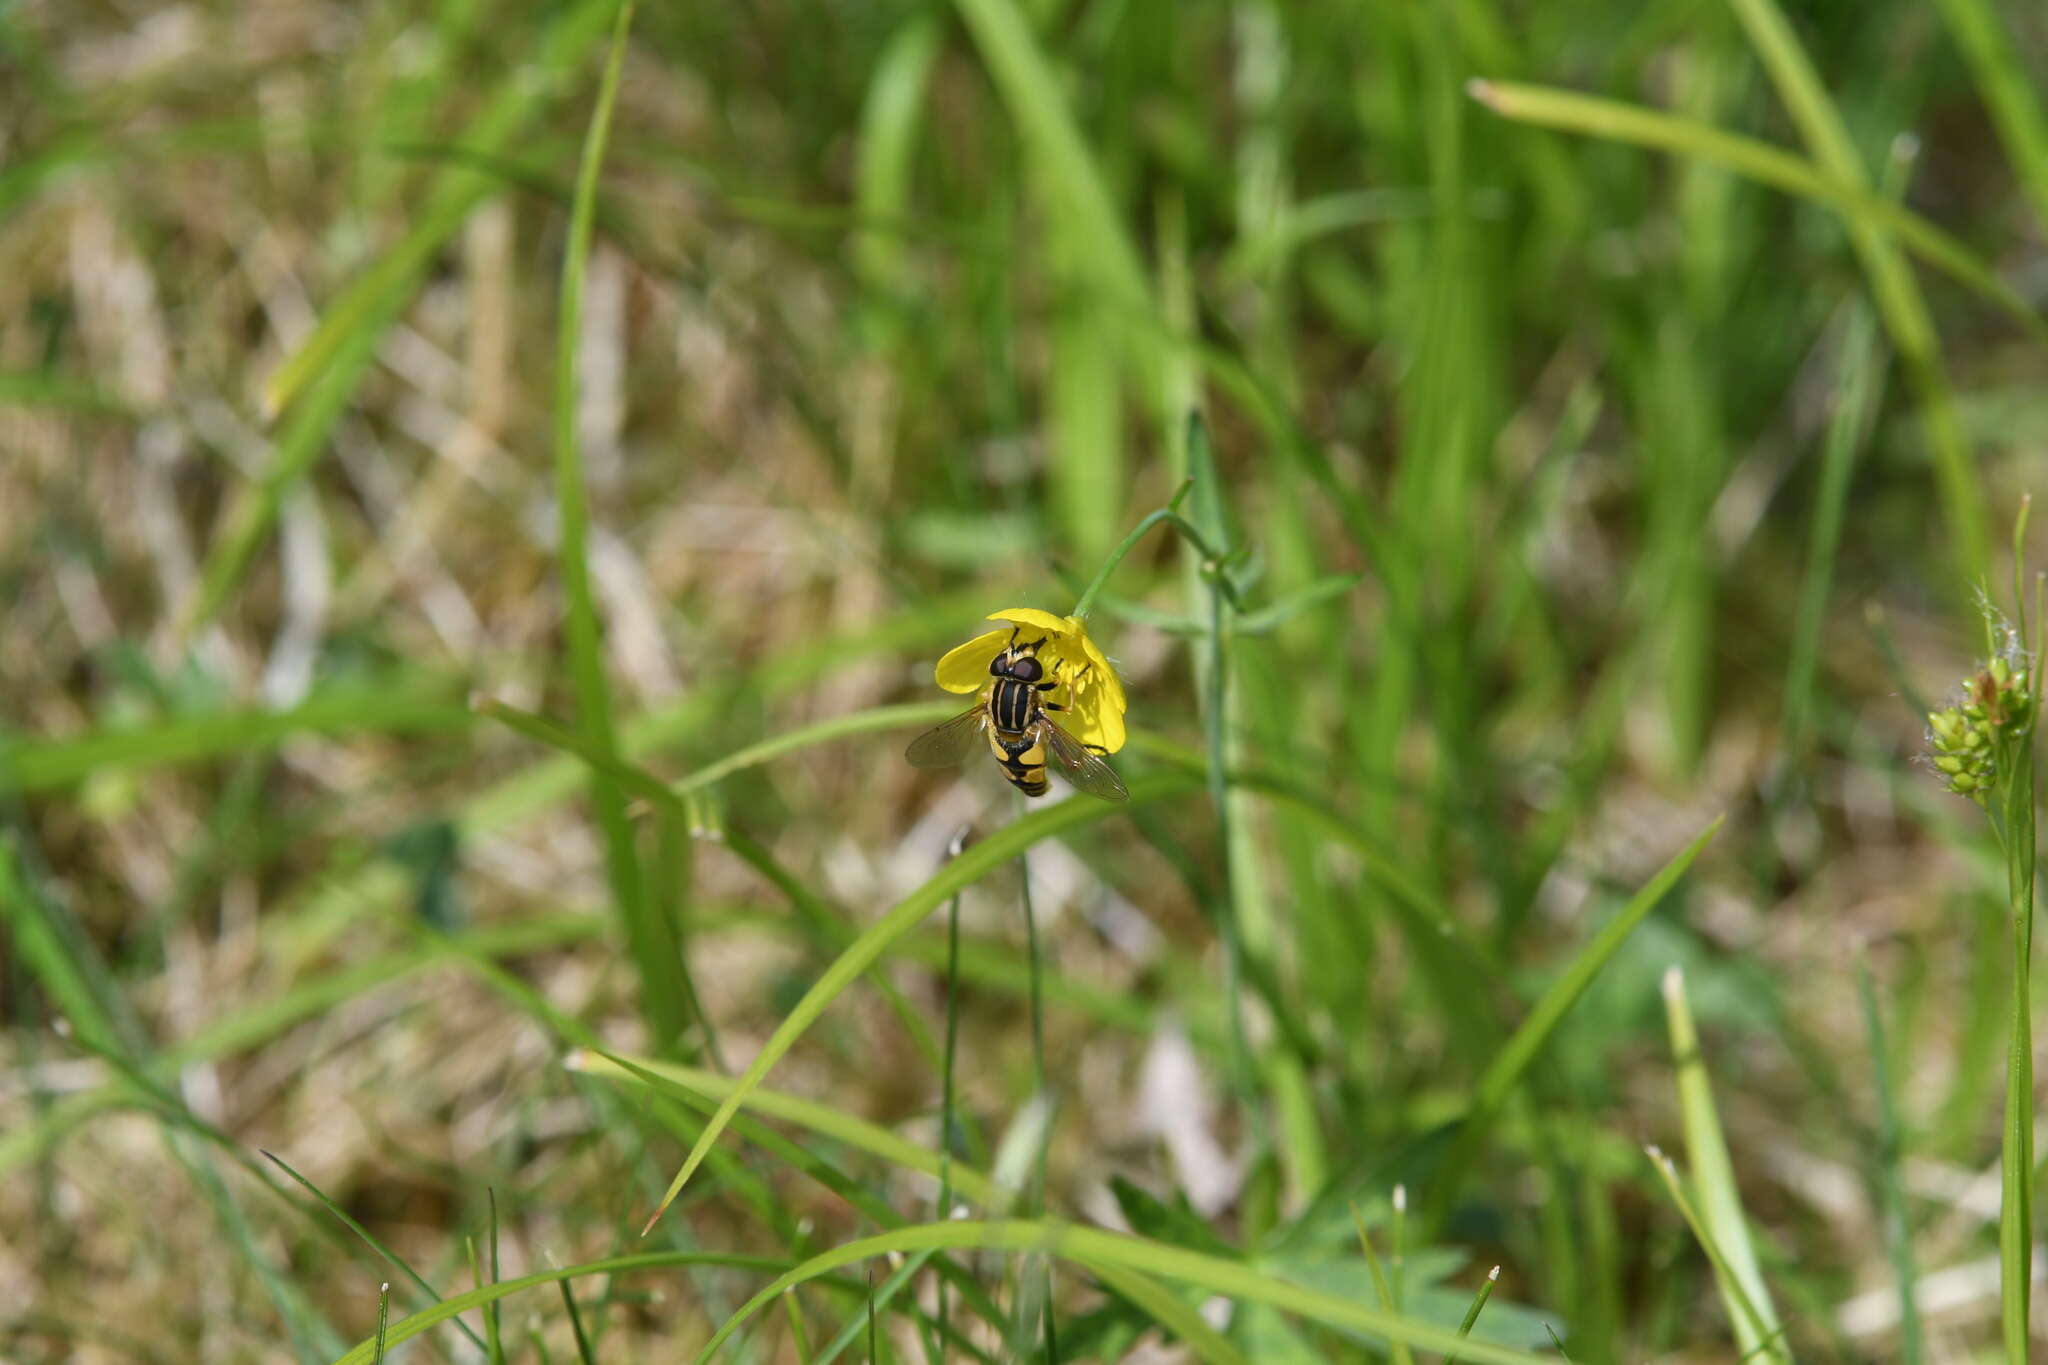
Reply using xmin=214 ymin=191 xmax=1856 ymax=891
xmin=1039 ymin=717 xmax=1129 ymax=802
xmin=906 ymin=706 xmax=988 ymax=769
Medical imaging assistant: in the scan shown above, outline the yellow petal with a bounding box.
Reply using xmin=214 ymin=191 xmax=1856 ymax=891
xmin=1065 ymin=681 xmax=1127 ymax=754
xmin=986 ymin=607 xmax=1072 ymax=638
xmin=1074 ymin=632 xmax=1126 ymax=710
xmin=934 ymin=628 xmax=1009 ymax=693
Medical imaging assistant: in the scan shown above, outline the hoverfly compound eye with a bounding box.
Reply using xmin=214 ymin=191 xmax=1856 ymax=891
xmin=1010 ymin=656 xmax=1043 ymax=682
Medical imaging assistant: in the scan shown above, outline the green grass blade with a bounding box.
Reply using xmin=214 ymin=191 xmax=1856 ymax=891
xmin=1444 ymin=1266 xmax=1502 ymax=1365
xmin=0 ymin=370 xmax=136 ymax=416
xmin=0 ymin=839 xmax=130 ymax=1054
xmin=1782 ymin=300 xmax=1886 ymax=759
xmin=1933 ymin=0 xmax=2048 ymax=238
xmin=178 ymin=320 xmax=379 ymax=639
xmin=550 ymin=1 xmax=687 ymax=1050
xmin=946 ymin=0 xmax=1149 ymax=314
xmin=854 ymin=15 xmax=939 ymax=318
xmin=1644 ymin=1147 xmax=1787 ymax=1360
xmin=813 ymin=1249 xmax=930 ymax=1365
xmin=1477 ymin=818 xmax=1721 ymax=1109
xmin=1426 ymin=816 xmax=1725 ymax=1227
xmin=572 ymin=1050 xmax=1002 ymax=1209
xmin=1090 ymin=1264 xmax=1252 ymax=1365
xmin=185 ymin=0 xmax=620 ymax=637
xmin=1350 ymin=1203 xmax=1417 ymax=1365
xmin=1725 ymin=0 xmax=1989 ymax=583
xmin=2 ymin=688 xmax=471 ymax=793
xmin=557 ymin=1273 xmax=597 ymax=1365
xmin=638 ymin=774 xmax=1199 ymax=1231
xmin=1467 ymin=80 xmax=2043 ymax=343
xmin=2001 ymin=732 xmax=2037 ymax=1363
xmin=261 ymin=0 xmax=617 ymax=416
xmin=783 ymin=1289 xmax=817 ymax=1363
xmin=321 ymin=1252 xmax=820 ymax=1365
xmin=1662 ymin=968 xmax=1787 ymax=1362
xmin=262 ymin=1151 xmax=490 ymax=1355
xmin=688 ymin=1220 xmax=1557 ymax=1365
xmin=478 ymin=697 xmax=958 ymax=800
xmin=1856 ymin=955 xmax=1925 ymax=1365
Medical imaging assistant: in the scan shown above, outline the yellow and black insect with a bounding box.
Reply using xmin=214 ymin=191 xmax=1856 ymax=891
xmin=906 ymin=630 xmax=1128 ymax=802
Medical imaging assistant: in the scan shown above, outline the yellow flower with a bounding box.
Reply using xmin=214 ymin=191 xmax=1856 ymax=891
xmin=934 ymin=608 xmax=1128 ymax=754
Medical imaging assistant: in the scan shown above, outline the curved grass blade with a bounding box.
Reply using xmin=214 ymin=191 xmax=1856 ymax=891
xmin=1644 ymin=1147 xmax=1789 ymax=1362
xmin=2 ymin=688 xmax=471 ymax=793
xmin=187 ymin=0 xmax=621 ymax=639
xmin=1662 ymin=968 xmax=1787 ymax=1363
xmin=476 ymin=697 xmax=959 ymax=801
xmin=1424 ymin=816 xmax=1725 ymax=1229
xmin=262 ymin=1151 xmax=489 ymax=1355
xmin=1444 ymin=1267 xmax=1502 ymax=1365
xmin=1855 ymin=955 xmax=1925 ymax=1365
xmin=1467 ymin=80 xmax=2044 ymax=345
xmin=639 ymin=774 xmax=1198 ymax=1232
xmin=1933 ymin=0 xmax=2048 ymax=239
xmin=573 ymin=1048 xmax=1003 ymax=1209
xmin=548 ymin=0 xmax=689 ymax=1049
xmin=321 ymin=1253 xmax=842 ymax=1365
xmin=262 ymin=0 xmax=618 ymax=416
xmin=689 ymin=1219 xmax=1556 ymax=1365
xmin=1726 ymin=0 xmax=1988 ymax=584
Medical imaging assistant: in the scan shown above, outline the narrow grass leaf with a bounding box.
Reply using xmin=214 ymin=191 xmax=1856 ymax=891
xmin=321 ymin=1253 xmax=823 ymax=1365
xmin=1090 ymin=1264 xmax=1252 ymax=1365
xmin=1444 ymin=1267 xmax=1502 ymax=1365
xmin=557 ymin=1275 xmax=597 ymax=1365
xmin=574 ymin=1048 xmax=1003 ymax=1209
xmin=189 ymin=0 xmax=619 ymax=635
xmin=2 ymin=688 xmax=471 ymax=793
xmin=1856 ymin=955 xmax=1924 ymax=1365
xmin=784 ymin=1290 xmax=817 ymax=1364
xmin=1782 ymin=301 xmax=1886 ymax=758
xmin=262 ymin=0 xmax=617 ymax=415
xmin=552 ymin=0 xmax=689 ymax=1049
xmin=1427 ymin=816 xmax=1724 ymax=1226
xmin=690 ymin=1220 xmax=1556 ymax=1365
xmin=1725 ymin=0 xmax=1989 ymax=583
xmin=854 ymin=14 xmax=941 ymax=314
xmin=1933 ymin=0 xmax=2048 ymax=238
xmin=1467 ymin=80 xmax=2043 ymax=343
xmin=1644 ymin=1148 xmax=1787 ymax=1361
xmin=262 ymin=1151 xmax=489 ymax=1354
xmin=1350 ymin=1204 xmax=1416 ymax=1365
xmin=1662 ymin=969 xmax=1787 ymax=1363
xmin=639 ymin=775 xmax=1198 ymax=1230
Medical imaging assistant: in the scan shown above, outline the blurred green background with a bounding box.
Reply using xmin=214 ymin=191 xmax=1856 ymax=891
xmin=4 ymin=0 xmax=2047 ymax=1360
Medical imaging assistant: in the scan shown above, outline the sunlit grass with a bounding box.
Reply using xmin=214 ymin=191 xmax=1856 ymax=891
xmin=4 ymin=0 xmax=2048 ymax=1360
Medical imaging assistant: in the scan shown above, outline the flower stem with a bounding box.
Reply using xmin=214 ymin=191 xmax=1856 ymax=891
xmin=1018 ymin=830 xmax=1059 ymax=1364
xmin=1068 ymin=481 xmax=1203 ymax=621
xmin=936 ymin=863 xmax=964 ymax=1365
xmin=2001 ymin=733 xmax=2036 ymax=1364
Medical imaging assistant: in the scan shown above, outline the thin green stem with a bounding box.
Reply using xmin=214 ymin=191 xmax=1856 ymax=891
xmin=1069 ymin=482 xmax=1201 ymax=621
xmin=1199 ymin=573 xmax=1262 ymax=1171
xmin=2001 ymin=733 xmax=2036 ymax=1362
xmin=1855 ymin=954 xmax=1924 ymax=1365
xmin=1018 ymin=831 xmax=1059 ymax=1364
xmin=937 ymin=840 xmax=966 ymax=1365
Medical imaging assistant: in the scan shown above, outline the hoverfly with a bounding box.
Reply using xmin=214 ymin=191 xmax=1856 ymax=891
xmin=906 ymin=630 xmax=1129 ymax=802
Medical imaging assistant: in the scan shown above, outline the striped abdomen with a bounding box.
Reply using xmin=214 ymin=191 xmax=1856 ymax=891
xmin=986 ymin=679 xmax=1048 ymax=796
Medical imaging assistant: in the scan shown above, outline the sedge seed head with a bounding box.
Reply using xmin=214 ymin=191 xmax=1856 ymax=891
xmin=1926 ymin=623 xmax=2036 ymax=807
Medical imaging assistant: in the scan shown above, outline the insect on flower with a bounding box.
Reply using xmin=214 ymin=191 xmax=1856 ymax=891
xmin=907 ymin=608 xmax=1129 ymax=802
